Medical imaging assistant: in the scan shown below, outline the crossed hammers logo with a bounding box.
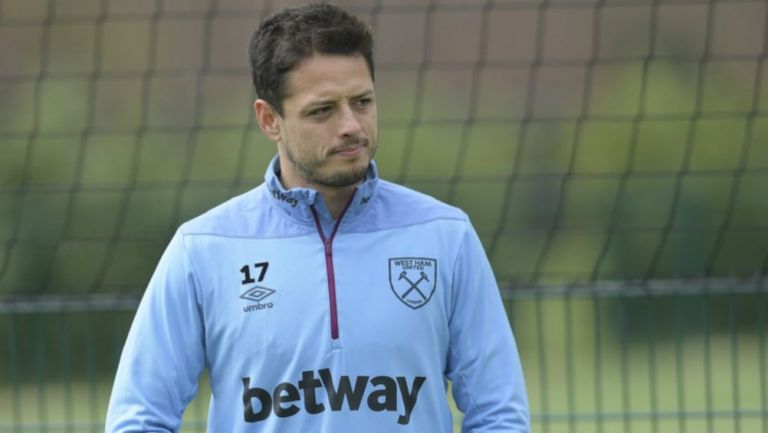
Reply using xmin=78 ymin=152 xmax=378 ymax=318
xmin=398 ymin=270 xmax=430 ymax=301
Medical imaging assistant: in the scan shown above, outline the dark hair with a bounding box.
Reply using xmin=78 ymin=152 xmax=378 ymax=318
xmin=249 ymin=3 xmax=375 ymax=115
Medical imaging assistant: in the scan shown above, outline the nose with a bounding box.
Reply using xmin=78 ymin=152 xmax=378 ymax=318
xmin=338 ymin=103 xmax=363 ymax=138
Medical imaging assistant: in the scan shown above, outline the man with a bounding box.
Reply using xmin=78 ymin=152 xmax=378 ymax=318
xmin=106 ymin=3 xmax=530 ymax=432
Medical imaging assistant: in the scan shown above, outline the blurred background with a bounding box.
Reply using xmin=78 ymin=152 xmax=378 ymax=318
xmin=0 ymin=0 xmax=767 ymax=432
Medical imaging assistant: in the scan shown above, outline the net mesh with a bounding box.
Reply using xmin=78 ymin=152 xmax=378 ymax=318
xmin=1 ymin=0 xmax=767 ymax=296
xmin=1 ymin=2 xmax=767 ymax=432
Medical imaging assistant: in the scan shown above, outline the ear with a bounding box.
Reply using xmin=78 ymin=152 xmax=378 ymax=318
xmin=254 ymin=99 xmax=281 ymax=142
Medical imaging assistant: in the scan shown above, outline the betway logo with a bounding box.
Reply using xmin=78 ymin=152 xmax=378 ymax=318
xmin=242 ymin=369 xmax=426 ymax=425
xmin=268 ymin=186 xmax=298 ymax=207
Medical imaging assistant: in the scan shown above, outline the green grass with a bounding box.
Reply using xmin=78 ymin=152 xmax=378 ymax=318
xmin=1 ymin=324 xmax=765 ymax=432
xmin=0 ymin=376 xmax=464 ymax=433
xmin=511 ymin=294 xmax=768 ymax=433
xmin=1 ymin=292 xmax=765 ymax=432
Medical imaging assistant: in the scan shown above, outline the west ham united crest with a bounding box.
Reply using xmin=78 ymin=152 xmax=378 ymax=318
xmin=388 ymin=257 xmax=437 ymax=309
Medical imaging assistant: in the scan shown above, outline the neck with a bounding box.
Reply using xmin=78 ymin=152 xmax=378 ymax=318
xmin=314 ymin=184 xmax=357 ymax=220
xmin=276 ymin=156 xmax=367 ymax=220
xmin=278 ymin=169 xmax=358 ymax=220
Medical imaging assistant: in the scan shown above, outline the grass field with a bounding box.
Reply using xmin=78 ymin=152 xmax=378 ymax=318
xmin=510 ymin=293 xmax=767 ymax=433
xmin=1 ymin=291 xmax=766 ymax=433
xmin=0 ymin=378 xmax=462 ymax=432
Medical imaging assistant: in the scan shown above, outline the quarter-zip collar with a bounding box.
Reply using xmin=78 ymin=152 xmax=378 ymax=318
xmin=264 ymin=154 xmax=379 ymax=235
xmin=264 ymin=155 xmax=377 ymax=344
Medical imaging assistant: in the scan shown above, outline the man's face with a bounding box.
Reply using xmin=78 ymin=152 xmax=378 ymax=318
xmin=270 ymin=53 xmax=377 ymax=190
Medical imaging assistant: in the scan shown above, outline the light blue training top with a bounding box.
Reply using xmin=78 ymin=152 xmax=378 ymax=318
xmin=106 ymin=156 xmax=530 ymax=433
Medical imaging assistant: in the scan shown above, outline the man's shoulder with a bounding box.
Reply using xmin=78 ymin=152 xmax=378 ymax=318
xmin=176 ymin=184 xmax=277 ymax=238
xmin=367 ymin=180 xmax=469 ymax=228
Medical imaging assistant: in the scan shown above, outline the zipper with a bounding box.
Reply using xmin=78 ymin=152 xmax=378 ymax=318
xmin=309 ymin=192 xmax=356 ymax=340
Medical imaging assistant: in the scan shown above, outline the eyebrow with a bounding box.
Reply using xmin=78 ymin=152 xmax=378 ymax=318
xmin=302 ymin=90 xmax=375 ymax=112
xmin=351 ymin=90 xmax=375 ymax=100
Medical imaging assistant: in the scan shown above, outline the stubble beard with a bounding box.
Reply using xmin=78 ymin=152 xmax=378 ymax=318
xmin=283 ymin=138 xmax=376 ymax=188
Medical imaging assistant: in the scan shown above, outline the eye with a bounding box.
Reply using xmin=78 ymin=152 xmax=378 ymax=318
xmin=355 ymin=97 xmax=373 ymax=109
xmin=309 ymin=106 xmax=332 ymax=117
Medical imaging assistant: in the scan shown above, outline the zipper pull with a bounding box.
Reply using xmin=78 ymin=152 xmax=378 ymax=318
xmin=324 ymin=240 xmax=332 ymax=256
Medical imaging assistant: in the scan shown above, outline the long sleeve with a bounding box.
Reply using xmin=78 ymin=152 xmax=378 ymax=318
xmin=446 ymin=223 xmax=530 ymax=432
xmin=105 ymin=229 xmax=207 ymax=433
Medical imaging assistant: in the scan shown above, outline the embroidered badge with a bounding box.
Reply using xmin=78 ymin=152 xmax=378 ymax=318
xmin=388 ymin=257 xmax=437 ymax=309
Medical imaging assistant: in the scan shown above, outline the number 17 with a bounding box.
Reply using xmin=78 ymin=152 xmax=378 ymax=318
xmin=240 ymin=262 xmax=269 ymax=285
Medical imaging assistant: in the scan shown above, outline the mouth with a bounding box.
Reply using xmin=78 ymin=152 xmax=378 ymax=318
xmin=331 ymin=140 xmax=367 ymax=157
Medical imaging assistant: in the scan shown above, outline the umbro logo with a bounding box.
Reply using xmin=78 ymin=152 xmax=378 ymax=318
xmin=241 ymin=286 xmax=276 ymax=312
xmin=241 ymin=286 xmax=275 ymax=302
